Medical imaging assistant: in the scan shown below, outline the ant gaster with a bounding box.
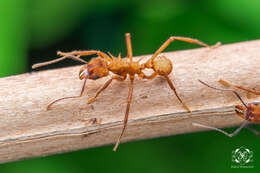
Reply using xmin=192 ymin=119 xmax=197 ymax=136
xmin=32 ymin=33 xmax=219 ymax=151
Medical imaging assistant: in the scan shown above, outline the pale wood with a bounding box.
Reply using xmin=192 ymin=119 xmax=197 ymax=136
xmin=0 ymin=40 xmax=260 ymax=163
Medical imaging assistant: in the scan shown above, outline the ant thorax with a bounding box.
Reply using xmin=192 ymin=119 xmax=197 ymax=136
xmin=108 ymin=57 xmax=141 ymax=76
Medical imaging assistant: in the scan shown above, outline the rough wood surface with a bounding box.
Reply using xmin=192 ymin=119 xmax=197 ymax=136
xmin=0 ymin=40 xmax=260 ymax=163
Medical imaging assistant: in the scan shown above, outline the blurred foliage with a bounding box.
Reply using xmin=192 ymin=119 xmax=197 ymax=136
xmin=0 ymin=0 xmax=260 ymax=172
xmin=0 ymin=1 xmax=27 ymax=77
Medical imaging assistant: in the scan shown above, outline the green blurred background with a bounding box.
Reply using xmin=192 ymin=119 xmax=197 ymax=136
xmin=0 ymin=0 xmax=260 ymax=172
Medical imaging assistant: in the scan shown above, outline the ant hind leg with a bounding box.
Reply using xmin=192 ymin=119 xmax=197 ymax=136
xmin=164 ymin=75 xmax=191 ymax=112
xmin=147 ymin=36 xmax=220 ymax=63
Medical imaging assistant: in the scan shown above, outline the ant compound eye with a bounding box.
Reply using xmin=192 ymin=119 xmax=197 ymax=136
xmin=93 ymin=75 xmax=99 ymax=80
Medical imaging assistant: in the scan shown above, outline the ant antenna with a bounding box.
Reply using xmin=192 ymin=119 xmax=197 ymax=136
xmin=32 ymin=54 xmax=87 ymax=69
xmin=198 ymin=80 xmax=248 ymax=109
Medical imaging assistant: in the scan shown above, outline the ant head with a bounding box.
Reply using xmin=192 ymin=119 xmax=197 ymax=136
xmin=243 ymin=102 xmax=260 ymax=122
xmin=79 ymin=58 xmax=109 ymax=80
xmin=236 ymin=103 xmax=259 ymax=122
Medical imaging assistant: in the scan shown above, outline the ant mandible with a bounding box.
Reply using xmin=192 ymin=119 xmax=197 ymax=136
xmin=193 ymin=79 xmax=260 ymax=137
xmin=32 ymin=33 xmax=219 ymax=151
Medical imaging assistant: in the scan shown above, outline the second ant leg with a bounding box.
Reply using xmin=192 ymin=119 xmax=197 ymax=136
xmin=87 ymin=75 xmax=127 ymax=104
xmin=47 ymin=78 xmax=87 ymax=110
xmin=192 ymin=120 xmax=250 ymax=137
xmin=219 ymin=79 xmax=260 ymax=95
xmin=113 ymin=77 xmax=134 ymax=151
xmin=246 ymin=125 xmax=260 ymax=136
xmin=164 ymin=75 xmax=191 ymax=112
xmin=199 ymin=80 xmax=248 ymax=108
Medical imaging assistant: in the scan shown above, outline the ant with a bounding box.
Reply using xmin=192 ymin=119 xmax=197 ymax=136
xmin=193 ymin=79 xmax=260 ymax=137
xmin=32 ymin=33 xmax=219 ymax=151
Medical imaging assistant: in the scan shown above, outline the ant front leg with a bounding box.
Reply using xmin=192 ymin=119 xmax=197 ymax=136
xmin=113 ymin=76 xmax=134 ymax=151
xmin=192 ymin=120 xmax=250 ymax=137
xmin=87 ymin=75 xmax=127 ymax=104
xmin=47 ymin=78 xmax=87 ymax=110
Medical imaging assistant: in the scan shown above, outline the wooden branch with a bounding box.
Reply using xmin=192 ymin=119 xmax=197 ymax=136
xmin=0 ymin=40 xmax=260 ymax=163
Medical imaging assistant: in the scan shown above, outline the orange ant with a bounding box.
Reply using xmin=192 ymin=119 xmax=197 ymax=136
xmin=32 ymin=33 xmax=219 ymax=151
xmin=193 ymin=79 xmax=260 ymax=137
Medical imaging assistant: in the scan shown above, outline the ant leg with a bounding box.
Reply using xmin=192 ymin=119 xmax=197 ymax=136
xmin=139 ymin=72 xmax=190 ymax=112
xmin=138 ymin=72 xmax=158 ymax=79
xmin=58 ymin=50 xmax=111 ymax=62
xmin=113 ymin=77 xmax=134 ymax=151
xmin=246 ymin=125 xmax=260 ymax=136
xmin=199 ymin=80 xmax=248 ymax=108
xmin=164 ymin=75 xmax=191 ymax=112
xmin=219 ymin=79 xmax=260 ymax=95
xmin=47 ymin=78 xmax=87 ymax=110
xmin=87 ymin=75 xmax=127 ymax=104
xmin=147 ymin=36 xmax=220 ymax=63
xmin=192 ymin=120 xmax=250 ymax=137
xmin=32 ymin=55 xmax=87 ymax=69
xmin=125 ymin=33 xmax=133 ymax=62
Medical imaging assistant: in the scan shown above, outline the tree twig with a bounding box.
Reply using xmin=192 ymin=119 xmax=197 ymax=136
xmin=0 ymin=40 xmax=259 ymax=163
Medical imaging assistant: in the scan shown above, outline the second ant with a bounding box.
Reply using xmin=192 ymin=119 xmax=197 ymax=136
xmin=193 ymin=79 xmax=260 ymax=137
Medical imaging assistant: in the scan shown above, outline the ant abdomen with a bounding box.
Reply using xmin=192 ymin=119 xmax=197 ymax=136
xmin=152 ymin=56 xmax=172 ymax=75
